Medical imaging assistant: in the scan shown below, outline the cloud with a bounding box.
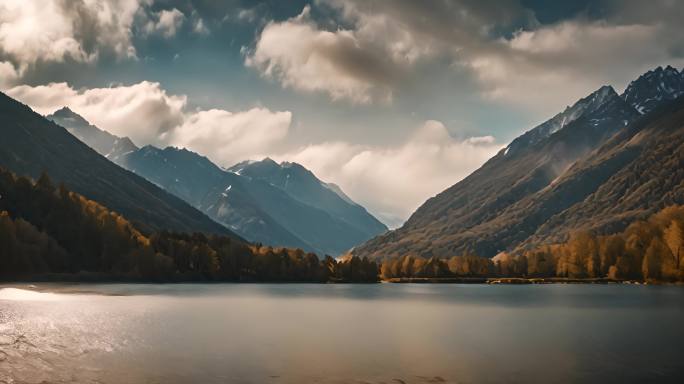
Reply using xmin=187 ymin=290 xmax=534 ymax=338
xmin=0 ymin=0 xmax=144 ymax=70
xmin=144 ymin=8 xmax=185 ymax=38
xmin=192 ymin=17 xmax=209 ymax=36
xmin=245 ymin=6 xmax=403 ymax=104
xmin=5 ymin=79 xmax=499 ymax=227
xmin=345 ymin=0 xmax=684 ymax=113
xmin=0 ymin=1 xmax=211 ymax=83
xmin=237 ymin=8 xmax=258 ymax=23
xmin=468 ymin=20 xmax=684 ymax=112
xmin=6 ymin=81 xmax=186 ymax=145
xmin=172 ymin=108 xmax=291 ymax=167
xmin=248 ymin=0 xmax=684 ymax=113
xmin=246 ymin=1 xmax=531 ymax=104
xmin=5 ymin=81 xmax=291 ymax=167
xmin=0 ymin=60 xmax=19 ymax=88
xmin=324 ymin=0 xmax=530 ymax=60
xmin=276 ymin=120 xmax=503 ymax=227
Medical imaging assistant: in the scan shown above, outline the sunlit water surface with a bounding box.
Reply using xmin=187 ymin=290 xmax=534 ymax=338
xmin=1 ymin=284 xmax=683 ymax=383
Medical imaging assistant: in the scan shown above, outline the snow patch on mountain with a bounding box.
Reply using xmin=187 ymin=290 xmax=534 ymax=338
xmin=621 ymin=65 xmax=684 ymax=115
xmin=505 ymin=85 xmax=619 ymax=155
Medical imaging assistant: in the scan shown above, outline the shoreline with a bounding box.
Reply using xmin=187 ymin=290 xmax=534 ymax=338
xmin=383 ymin=277 xmax=684 ymax=285
xmin=2 ymin=278 xmax=683 ymax=287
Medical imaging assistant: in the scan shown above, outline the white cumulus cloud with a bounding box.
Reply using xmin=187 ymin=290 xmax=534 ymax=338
xmin=5 ymin=81 xmax=292 ymax=168
xmin=276 ymin=120 xmax=503 ymax=227
xmin=144 ymin=8 xmax=185 ymax=38
xmin=468 ymin=21 xmax=684 ymax=112
xmin=0 ymin=0 xmax=144 ymax=70
xmin=245 ymin=6 xmax=401 ymax=104
xmin=6 ymin=81 xmax=186 ymax=145
xmin=6 ymin=79 xmax=501 ymax=227
xmin=248 ymin=0 xmax=684 ymax=114
xmin=171 ymin=108 xmax=291 ymax=167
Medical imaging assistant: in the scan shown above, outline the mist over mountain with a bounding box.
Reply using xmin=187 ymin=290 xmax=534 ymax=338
xmin=352 ymin=66 xmax=684 ymax=260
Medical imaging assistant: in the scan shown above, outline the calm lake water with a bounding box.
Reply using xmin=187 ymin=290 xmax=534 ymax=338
xmin=1 ymin=284 xmax=683 ymax=384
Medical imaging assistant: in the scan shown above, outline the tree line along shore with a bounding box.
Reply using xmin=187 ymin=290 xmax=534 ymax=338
xmin=1 ymin=168 xmax=683 ymax=284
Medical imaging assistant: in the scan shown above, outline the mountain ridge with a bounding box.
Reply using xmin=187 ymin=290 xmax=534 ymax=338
xmin=42 ymin=109 xmax=387 ymax=256
xmin=47 ymin=107 xmax=139 ymax=164
xmin=621 ymin=65 xmax=684 ymax=114
xmin=0 ymin=92 xmax=236 ymax=238
xmin=227 ymin=158 xmax=387 ymax=237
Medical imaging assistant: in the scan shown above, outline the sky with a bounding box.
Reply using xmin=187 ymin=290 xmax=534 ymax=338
xmin=1 ymin=0 xmax=683 ymax=227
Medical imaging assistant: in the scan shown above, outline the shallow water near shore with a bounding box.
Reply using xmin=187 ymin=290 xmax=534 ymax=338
xmin=1 ymin=283 xmax=683 ymax=383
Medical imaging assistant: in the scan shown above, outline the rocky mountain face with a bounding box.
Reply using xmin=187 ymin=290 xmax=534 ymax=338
xmin=42 ymin=109 xmax=387 ymax=256
xmin=0 ymin=92 xmax=235 ymax=237
xmin=621 ymin=65 xmax=684 ymax=114
xmin=352 ymin=66 xmax=684 ymax=260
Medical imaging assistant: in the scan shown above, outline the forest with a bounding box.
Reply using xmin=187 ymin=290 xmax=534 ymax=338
xmin=0 ymin=167 xmax=378 ymax=282
xmin=380 ymin=205 xmax=684 ymax=282
xmin=1 ymin=166 xmax=683 ymax=283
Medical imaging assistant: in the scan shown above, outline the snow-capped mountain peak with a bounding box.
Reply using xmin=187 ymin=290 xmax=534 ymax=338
xmin=621 ymin=65 xmax=684 ymax=114
xmin=503 ymin=85 xmax=619 ymax=155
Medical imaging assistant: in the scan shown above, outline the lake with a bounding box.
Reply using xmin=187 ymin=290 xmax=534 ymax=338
xmin=1 ymin=284 xmax=683 ymax=383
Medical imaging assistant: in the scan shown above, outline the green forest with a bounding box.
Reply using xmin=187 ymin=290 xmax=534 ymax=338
xmin=1 ymin=166 xmax=683 ymax=283
xmin=0 ymin=167 xmax=377 ymax=282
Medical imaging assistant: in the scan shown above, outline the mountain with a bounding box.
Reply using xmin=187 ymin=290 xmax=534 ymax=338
xmin=352 ymin=66 xmax=684 ymax=260
xmin=46 ymin=107 xmax=139 ymax=164
xmin=621 ymin=65 xmax=684 ymax=114
xmin=121 ymin=146 xmax=316 ymax=253
xmin=505 ymin=85 xmax=620 ymax=155
xmin=227 ymin=158 xmax=386 ymax=237
xmin=40 ymin=107 xmax=387 ymax=255
xmin=516 ymin=97 xmax=684 ymax=250
xmin=0 ymin=91 xmax=234 ymax=237
xmin=120 ymin=150 xmax=386 ymax=256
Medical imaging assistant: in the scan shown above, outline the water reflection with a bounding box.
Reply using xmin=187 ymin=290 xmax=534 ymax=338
xmin=1 ymin=284 xmax=683 ymax=383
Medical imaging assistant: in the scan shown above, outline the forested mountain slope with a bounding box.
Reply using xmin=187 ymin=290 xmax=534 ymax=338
xmin=0 ymin=167 xmax=377 ymax=282
xmin=0 ymin=92 xmax=232 ymax=236
xmin=353 ymin=66 xmax=684 ymax=260
xmin=517 ymin=97 xmax=684 ymax=250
